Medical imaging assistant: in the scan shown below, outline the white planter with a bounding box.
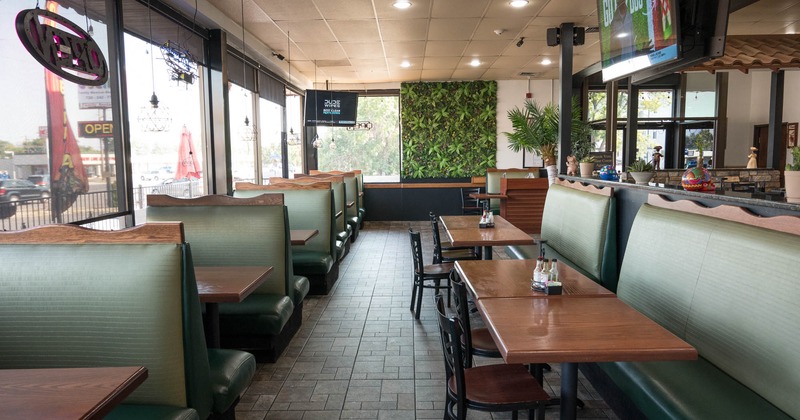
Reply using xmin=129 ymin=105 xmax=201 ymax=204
xmin=629 ymin=172 xmax=654 ymax=185
xmin=546 ymin=165 xmax=558 ymax=185
xmin=580 ymin=162 xmax=595 ymax=178
xmin=785 ymin=171 xmax=800 ymax=203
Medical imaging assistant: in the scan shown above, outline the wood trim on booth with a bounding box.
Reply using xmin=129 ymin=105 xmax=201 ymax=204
xmin=237 ymin=181 xmax=331 ymax=190
xmin=363 ymin=182 xmax=478 ymax=189
xmin=555 ymin=178 xmax=614 ymax=197
xmin=648 ymin=194 xmax=800 ymax=236
xmin=147 ymin=194 xmax=284 ymax=207
xmin=0 ymin=223 xmax=184 ymax=244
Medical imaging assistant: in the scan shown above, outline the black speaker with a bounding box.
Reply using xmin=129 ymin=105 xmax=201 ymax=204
xmin=573 ymin=27 xmax=585 ymax=45
xmin=546 ymin=27 xmax=560 ymax=46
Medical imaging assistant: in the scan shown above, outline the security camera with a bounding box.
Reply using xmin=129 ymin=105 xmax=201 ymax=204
xmin=493 ymin=29 xmax=505 ymax=36
xmin=516 ymin=37 xmax=525 ymax=47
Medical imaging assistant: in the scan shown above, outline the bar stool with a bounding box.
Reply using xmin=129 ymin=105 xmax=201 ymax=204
xmin=436 ymin=296 xmax=549 ymax=420
xmin=409 ymin=228 xmax=453 ymax=319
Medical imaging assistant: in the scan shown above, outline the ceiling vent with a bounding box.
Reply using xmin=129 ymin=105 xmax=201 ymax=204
xmin=518 ymin=72 xmax=537 ymax=77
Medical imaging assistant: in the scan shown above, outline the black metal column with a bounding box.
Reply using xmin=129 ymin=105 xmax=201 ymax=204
xmin=767 ymin=70 xmax=785 ymax=169
xmin=558 ymin=23 xmax=575 ymax=174
xmin=624 ymin=80 xmax=639 ymax=169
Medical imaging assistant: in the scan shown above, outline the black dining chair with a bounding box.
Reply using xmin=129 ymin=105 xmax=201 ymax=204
xmin=460 ymin=187 xmax=483 ymax=215
xmin=436 ymin=296 xmax=549 ymax=420
xmin=409 ymin=228 xmax=453 ymax=319
xmin=430 ymin=214 xmax=480 ymax=264
xmin=450 ymin=271 xmax=502 ymax=367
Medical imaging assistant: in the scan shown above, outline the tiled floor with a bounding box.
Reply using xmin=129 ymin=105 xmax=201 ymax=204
xmin=236 ymin=221 xmax=618 ymax=420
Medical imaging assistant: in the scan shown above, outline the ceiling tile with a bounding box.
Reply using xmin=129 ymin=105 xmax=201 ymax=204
xmin=328 ymin=20 xmax=381 ymax=41
xmin=380 ymin=19 xmax=430 ymax=41
xmin=275 ymin=20 xmax=336 ymax=42
xmin=481 ymin=68 xmax=517 ymax=79
xmin=473 ymin=17 xmax=532 ymax=40
xmin=314 ymin=0 xmax=375 ymax=20
xmin=391 ymin=69 xmax=424 ymax=80
xmin=423 ymin=56 xmax=463 ymax=69
xmin=374 ymin=0 xmax=434 ymax=19
xmin=383 ymin=41 xmax=427 ymax=57
xmin=294 ymin=42 xmax=348 ymax=60
xmin=428 ymin=18 xmax=481 ymax=40
xmin=490 ymin=54 xmax=536 ymax=68
xmin=502 ymin=40 xmax=550 ymax=56
xmin=349 ymin=58 xmax=389 ymax=69
xmin=424 ymin=40 xmax=470 ymax=56
xmin=420 ymin=69 xmax=455 ymax=80
xmin=341 ymin=42 xmax=387 ymax=59
xmin=464 ymin=40 xmax=513 ymax=55
xmin=484 ymin=0 xmax=547 ymax=18
xmin=538 ymin=0 xmax=596 ymax=17
xmin=451 ymin=68 xmax=487 ymax=79
xmin=431 ymin=0 xmax=491 ymax=18
xmin=251 ymin=0 xmax=322 ymax=21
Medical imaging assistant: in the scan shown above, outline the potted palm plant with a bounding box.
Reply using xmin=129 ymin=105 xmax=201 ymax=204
xmin=785 ymin=146 xmax=800 ymax=203
xmin=627 ymin=159 xmax=655 ymax=185
xmin=505 ymin=99 xmax=589 ymax=185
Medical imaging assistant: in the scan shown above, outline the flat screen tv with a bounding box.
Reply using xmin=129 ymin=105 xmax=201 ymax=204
xmin=597 ymin=0 xmax=682 ymax=82
xmin=304 ymin=90 xmax=358 ymax=127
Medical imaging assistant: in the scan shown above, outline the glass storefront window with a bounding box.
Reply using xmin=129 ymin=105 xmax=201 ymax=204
xmin=317 ymin=95 xmax=400 ymax=183
xmin=260 ymin=98 xmax=284 ymax=181
xmin=286 ymin=91 xmax=304 ymax=177
xmin=230 ymin=84 xmax=258 ymax=182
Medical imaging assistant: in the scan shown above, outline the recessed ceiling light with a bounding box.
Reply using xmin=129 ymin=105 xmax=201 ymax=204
xmin=470 ymin=58 xmax=481 ymax=67
xmin=510 ymin=0 xmax=529 ymax=8
xmin=400 ymin=60 xmax=411 ymax=68
xmin=541 ymin=58 xmax=552 ymax=65
xmin=393 ymin=1 xmax=412 ymax=9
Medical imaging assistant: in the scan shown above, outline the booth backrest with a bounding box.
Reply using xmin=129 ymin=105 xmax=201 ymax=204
xmin=234 ymin=181 xmax=336 ymax=259
xmin=540 ymin=179 xmax=617 ymax=291
xmin=146 ymin=194 xmax=292 ymax=297
xmin=310 ymin=170 xmax=362 ymax=213
xmin=0 ymin=223 xmax=213 ymax=418
xmin=617 ymin=196 xmax=800 ymax=419
xmin=486 ymin=168 xmax=539 ymax=211
xmin=289 ymin=175 xmax=347 ymax=235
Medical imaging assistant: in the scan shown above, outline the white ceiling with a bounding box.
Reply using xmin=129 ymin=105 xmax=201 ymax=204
xmin=172 ymin=0 xmax=800 ymax=87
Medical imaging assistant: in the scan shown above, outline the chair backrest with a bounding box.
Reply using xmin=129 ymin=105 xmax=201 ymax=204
xmin=429 ymin=213 xmax=446 ymax=264
xmin=460 ymin=187 xmax=482 ymax=215
xmin=408 ymin=228 xmax=425 ymax=276
xmin=234 ymin=181 xmax=336 ymax=259
xmin=0 ymin=223 xmax=213 ymax=418
xmin=146 ymin=194 xmax=293 ymax=297
xmin=435 ymin=296 xmax=466 ymax=410
xmin=449 ymin=272 xmax=475 ymax=368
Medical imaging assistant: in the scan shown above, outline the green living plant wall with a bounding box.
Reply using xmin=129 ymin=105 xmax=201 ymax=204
xmin=400 ymin=81 xmax=497 ymax=179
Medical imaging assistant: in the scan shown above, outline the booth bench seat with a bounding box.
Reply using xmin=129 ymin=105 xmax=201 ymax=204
xmin=0 ymin=223 xmax=256 ymax=420
xmin=505 ymin=179 xmax=618 ymax=292
xmin=585 ymin=196 xmax=800 ymax=420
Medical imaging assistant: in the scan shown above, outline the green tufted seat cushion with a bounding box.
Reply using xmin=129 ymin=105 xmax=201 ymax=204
xmin=218 ymin=294 xmax=294 ymax=335
xmin=608 ymin=204 xmax=800 ymax=419
xmin=505 ymin=183 xmax=617 ymax=292
xmin=293 ymin=250 xmax=334 ymax=274
xmin=207 ymin=348 xmax=256 ymax=413
xmin=106 ymin=405 xmax=199 ymax=420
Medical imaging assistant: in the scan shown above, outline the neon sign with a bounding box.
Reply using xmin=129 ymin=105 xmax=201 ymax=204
xmin=16 ymin=8 xmax=108 ymax=86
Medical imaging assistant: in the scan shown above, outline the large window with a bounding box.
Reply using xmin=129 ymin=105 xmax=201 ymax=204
xmin=317 ymin=95 xmax=400 ymax=182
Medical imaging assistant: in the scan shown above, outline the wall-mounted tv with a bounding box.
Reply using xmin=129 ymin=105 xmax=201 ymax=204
xmin=597 ymin=0 xmax=681 ymax=82
xmin=304 ymin=90 xmax=358 ymax=127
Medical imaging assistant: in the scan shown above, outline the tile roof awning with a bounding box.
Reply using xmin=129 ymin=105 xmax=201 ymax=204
xmin=685 ymin=35 xmax=800 ymax=73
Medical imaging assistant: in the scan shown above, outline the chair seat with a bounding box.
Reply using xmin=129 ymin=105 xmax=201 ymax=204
xmin=419 ymin=262 xmax=454 ymax=277
xmin=207 ymin=348 xmax=257 ymax=414
xmin=450 ymin=363 xmax=550 ymax=406
xmin=464 ymin=327 xmax=500 ymax=356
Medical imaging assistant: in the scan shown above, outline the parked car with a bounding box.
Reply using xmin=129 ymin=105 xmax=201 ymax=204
xmin=0 ymin=179 xmax=50 ymax=203
xmin=140 ymin=169 xmax=174 ymax=182
xmin=27 ymin=174 xmax=50 ymax=189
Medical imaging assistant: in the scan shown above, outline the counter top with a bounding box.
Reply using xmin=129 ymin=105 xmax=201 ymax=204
xmin=561 ymin=175 xmax=800 ymax=212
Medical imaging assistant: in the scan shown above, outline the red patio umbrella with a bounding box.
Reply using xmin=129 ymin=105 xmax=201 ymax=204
xmin=176 ymin=126 xmax=202 ymax=180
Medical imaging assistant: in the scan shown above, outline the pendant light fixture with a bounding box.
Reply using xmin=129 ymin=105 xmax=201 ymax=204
xmin=286 ymin=31 xmax=301 ymax=147
xmin=311 ymin=61 xmax=323 ymax=149
xmin=239 ymin=0 xmax=258 ymax=142
xmin=138 ymin=0 xmax=172 ymax=132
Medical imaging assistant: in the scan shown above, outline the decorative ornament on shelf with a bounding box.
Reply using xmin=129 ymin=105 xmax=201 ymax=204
xmin=138 ymin=0 xmax=171 ymax=132
xmin=579 ymin=155 xmax=595 ymax=178
xmin=566 ymin=155 xmax=578 ymax=176
xmin=747 ymin=146 xmax=758 ymax=169
xmin=652 ymin=145 xmax=663 ymax=170
xmin=681 ymin=166 xmax=715 ymax=192
xmin=598 ymin=165 xmax=618 ymax=181
xmin=627 ymin=159 xmax=655 ymax=185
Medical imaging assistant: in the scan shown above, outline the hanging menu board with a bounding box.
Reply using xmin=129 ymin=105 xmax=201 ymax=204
xmin=589 ymin=151 xmax=615 ymax=170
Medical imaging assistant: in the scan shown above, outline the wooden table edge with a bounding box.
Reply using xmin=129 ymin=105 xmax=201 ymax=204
xmin=87 ymin=366 xmax=149 ymax=420
xmin=291 ymin=229 xmax=319 ymax=245
xmin=196 ymin=266 xmax=274 ymax=303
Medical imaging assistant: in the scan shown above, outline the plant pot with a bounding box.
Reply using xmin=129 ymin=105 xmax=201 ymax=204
xmin=580 ymin=163 xmax=595 ymax=178
xmin=629 ymin=171 xmax=654 ymax=185
xmin=545 ymin=165 xmax=558 ymax=185
xmin=785 ymin=170 xmax=800 ymax=203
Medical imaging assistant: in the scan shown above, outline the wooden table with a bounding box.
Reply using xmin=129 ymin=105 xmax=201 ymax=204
xmin=477 ymin=297 xmax=697 ymax=420
xmin=455 ymin=259 xmax=614 ymax=299
xmin=291 ymin=229 xmax=319 ymax=245
xmin=0 ymin=366 xmax=148 ymax=420
xmin=440 ymin=215 xmax=534 ymax=260
xmin=195 ymin=265 xmax=273 ymax=348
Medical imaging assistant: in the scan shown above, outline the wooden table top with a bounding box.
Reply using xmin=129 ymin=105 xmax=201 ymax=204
xmin=440 ymin=215 xmax=514 ymax=230
xmin=0 ymin=366 xmax=147 ymax=420
xmin=195 ymin=266 xmax=273 ymax=303
xmin=477 ymin=297 xmax=697 ymax=365
xmin=441 ymin=216 xmax=534 ymax=247
xmin=291 ymin=229 xmax=319 ymax=245
xmin=455 ymin=259 xmax=615 ymax=299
